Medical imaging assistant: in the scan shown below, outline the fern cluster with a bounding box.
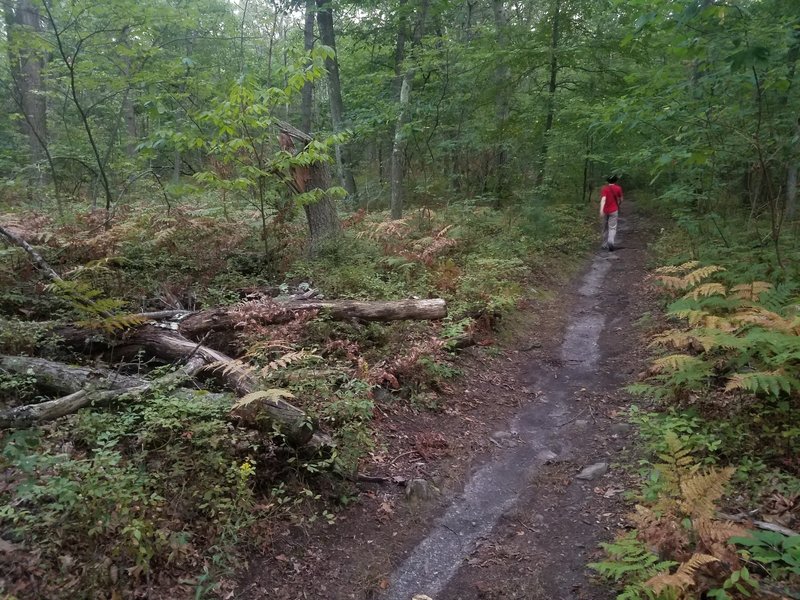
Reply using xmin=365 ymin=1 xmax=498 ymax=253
xmin=48 ymin=278 xmax=149 ymax=333
xmin=592 ymin=433 xmax=752 ymax=600
xmin=644 ymin=261 xmax=800 ymax=404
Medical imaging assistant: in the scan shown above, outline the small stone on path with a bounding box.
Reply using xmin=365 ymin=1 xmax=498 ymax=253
xmin=406 ymin=479 xmax=437 ymax=504
xmin=611 ymin=423 xmax=632 ymax=435
xmin=536 ymin=449 xmax=558 ymax=462
xmin=575 ymin=462 xmax=608 ymax=481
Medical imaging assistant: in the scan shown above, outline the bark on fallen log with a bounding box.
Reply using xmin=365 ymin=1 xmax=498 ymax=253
xmin=0 ymin=355 xmax=141 ymax=394
xmin=283 ymin=298 xmax=447 ymax=321
xmin=176 ymin=298 xmax=447 ymax=348
xmin=0 ymin=353 xmax=215 ymax=428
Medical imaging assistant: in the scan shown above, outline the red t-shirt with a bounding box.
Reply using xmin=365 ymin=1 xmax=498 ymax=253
xmin=600 ymin=183 xmax=622 ymax=214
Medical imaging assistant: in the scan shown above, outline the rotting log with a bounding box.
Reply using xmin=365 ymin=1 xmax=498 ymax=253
xmin=177 ymin=298 xmax=447 ymax=341
xmin=283 ymin=298 xmax=447 ymax=322
xmin=48 ymin=325 xmax=319 ymax=446
xmin=173 ymin=298 xmax=447 ymax=353
xmin=0 ymin=354 xmax=141 ymax=395
xmin=0 ymin=348 xmax=323 ymax=447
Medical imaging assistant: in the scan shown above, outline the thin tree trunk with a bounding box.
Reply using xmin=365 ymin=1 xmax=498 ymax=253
xmin=315 ymin=0 xmax=357 ymax=197
xmin=42 ymin=0 xmax=114 ymax=217
xmin=491 ymin=0 xmax=511 ymax=200
xmin=5 ymin=0 xmax=48 ymax=178
xmin=390 ymin=0 xmax=429 ymax=220
xmin=582 ymin=133 xmax=592 ymax=203
xmin=301 ymin=0 xmax=315 ymax=134
xmin=787 ymin=117 xmax=799 ymax=221
xmin=535 ymin=0 xmax=561 ymax=187
xmin=123 ymin=93 xmax=137 ymax=158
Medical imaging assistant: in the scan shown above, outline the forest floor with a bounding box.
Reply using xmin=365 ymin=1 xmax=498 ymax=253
xmin=236 ymin=203 xmax=661 ymax=600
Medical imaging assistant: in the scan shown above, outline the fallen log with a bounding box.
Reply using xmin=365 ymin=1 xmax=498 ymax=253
xmin=1 ymin=226 xmax=323 ymax=446
xmin=176 ymin=298 xmax=447 ymax=348
xmin=0 ymin=348 xmax=322 ymax=447
xmin=49 ymin=325 xmax=319 ymax=445
xmin=0 ymin=353 xmax=216 ymax=428
xmin=0 ymin=355 xmax=141 ymax=395
xmin=283 ymin=298 xmax=447 ymax=322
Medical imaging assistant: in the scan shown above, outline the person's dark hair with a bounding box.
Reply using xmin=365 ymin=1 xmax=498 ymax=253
xmin=606 ymin=175 xmax=618 ymax=184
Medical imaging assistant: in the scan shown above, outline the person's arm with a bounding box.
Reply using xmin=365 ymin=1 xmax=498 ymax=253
xmin=600 ymin=196 xmax=606 ymax=216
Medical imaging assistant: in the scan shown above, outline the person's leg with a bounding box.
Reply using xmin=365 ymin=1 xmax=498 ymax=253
xmin=601 ymin=214 xmax=609 ymax=249
xmin=607 ymin=211 xmax=619 ymax=249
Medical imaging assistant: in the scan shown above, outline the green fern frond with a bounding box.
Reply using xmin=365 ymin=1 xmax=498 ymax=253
xmin=759 ymin=282 xmax=799 ymax=312
xmin=590 ymin=532 xmax=677 ymax=583
xmin=725 ymin=370 xmax=797 ymax=397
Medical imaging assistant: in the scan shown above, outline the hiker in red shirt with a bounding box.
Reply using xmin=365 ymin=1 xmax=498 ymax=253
xmin=599 ymin=175 xmax=623 ymax=251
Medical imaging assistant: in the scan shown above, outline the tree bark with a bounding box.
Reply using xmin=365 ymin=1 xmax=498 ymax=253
xmin=535 ymin=0 xmax=561 ymax=187
xmin=315 ymin=0 xmax=357 ymax=197
xmin=787 ymin=119 xmax=798 ymax=221
xmin=176 ymin=298 xmax=447 ymax=350
xmin=4 ymin=0 xmax=48 ymax=170
xmin=48 ymin=325 xmax=318 ymax=445
xmin=491 ymin=0 xmax=511 ymax=199
xmin=301 ymin=0 xmax=316 ymax=134
xmin=0 ymin=223 xmax=62 ymax=281
xmin=0 ymin=354 xmax=141 ymax=395
xmin=390 ymin=0 xmax=430 ymax=220
xmin=279 ymin=127 xmax=341 ymax=248
xmin=0 ymin=352 xmax=321 ymax=448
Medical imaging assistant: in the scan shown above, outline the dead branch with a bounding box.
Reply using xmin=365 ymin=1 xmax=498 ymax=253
xmin=0 ymin=223 xmax=62 ymax=282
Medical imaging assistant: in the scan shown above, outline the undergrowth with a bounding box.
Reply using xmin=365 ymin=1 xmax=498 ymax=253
xmin=593 ymin=205 xmax=800 ymax=600
xmin=0 ymin=197 xmax=592 ymax=598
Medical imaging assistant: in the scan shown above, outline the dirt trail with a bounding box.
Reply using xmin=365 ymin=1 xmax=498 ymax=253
xmin=382 ymin=206 xmax=652 ymax=599
xmin=239 ymin=204 xmax=656 ymax=600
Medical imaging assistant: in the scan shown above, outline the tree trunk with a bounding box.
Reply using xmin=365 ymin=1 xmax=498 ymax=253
xmin=278 ymin=126 xmax=341 ymax=248
xmin=5 ymin=0 xmax=48 ymax=173
xmin=390 ymin=0 xmax=430 ymax=220
xmin=315 ymin=0 xmax=357 ymax=197
xmin=0 ymin=353 xmax=321 ymax=447
xmin=787 ymin=149 xmax=798 ymax=222
xmin=390 ymin=73 xmax=413 ymax=219
xmin=0 ymin=354 xmax=141 ymax=395
xmin=123 ymin=92 xmax=137 ymax=158
xmin=535 ymin=0 xmax=561 ymax=188
xmin=491 ymin=0 xmax=511 ymax=199
xmin=301 ymin=0 xmax=315 ymax=134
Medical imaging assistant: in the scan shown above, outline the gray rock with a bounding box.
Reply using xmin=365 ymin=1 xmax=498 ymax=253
xmin=573 ymin=419 xmax=590 ymax=428
xmin=576 ymin=462 xmax=608 ymax=481
xmin=406 ymin=479 xmax=437 ymax=503
xmin=536 ymin=449 xmax=558 ymax=462
xmin=611 ymin=423 xmax=633 ymax=435
xmin=490 ymin=431 xmax=518 ymax=448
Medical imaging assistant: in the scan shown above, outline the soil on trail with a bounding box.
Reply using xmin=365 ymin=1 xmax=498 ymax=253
xmin=238 ymin=204 xmax=657 ymax=600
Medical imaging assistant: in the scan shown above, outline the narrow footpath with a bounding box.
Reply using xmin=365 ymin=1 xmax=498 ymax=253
xmin=239 ymin=204 xmax=657 ymax=600
xmin=387 ymin=205 xmax=653 ymax=600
